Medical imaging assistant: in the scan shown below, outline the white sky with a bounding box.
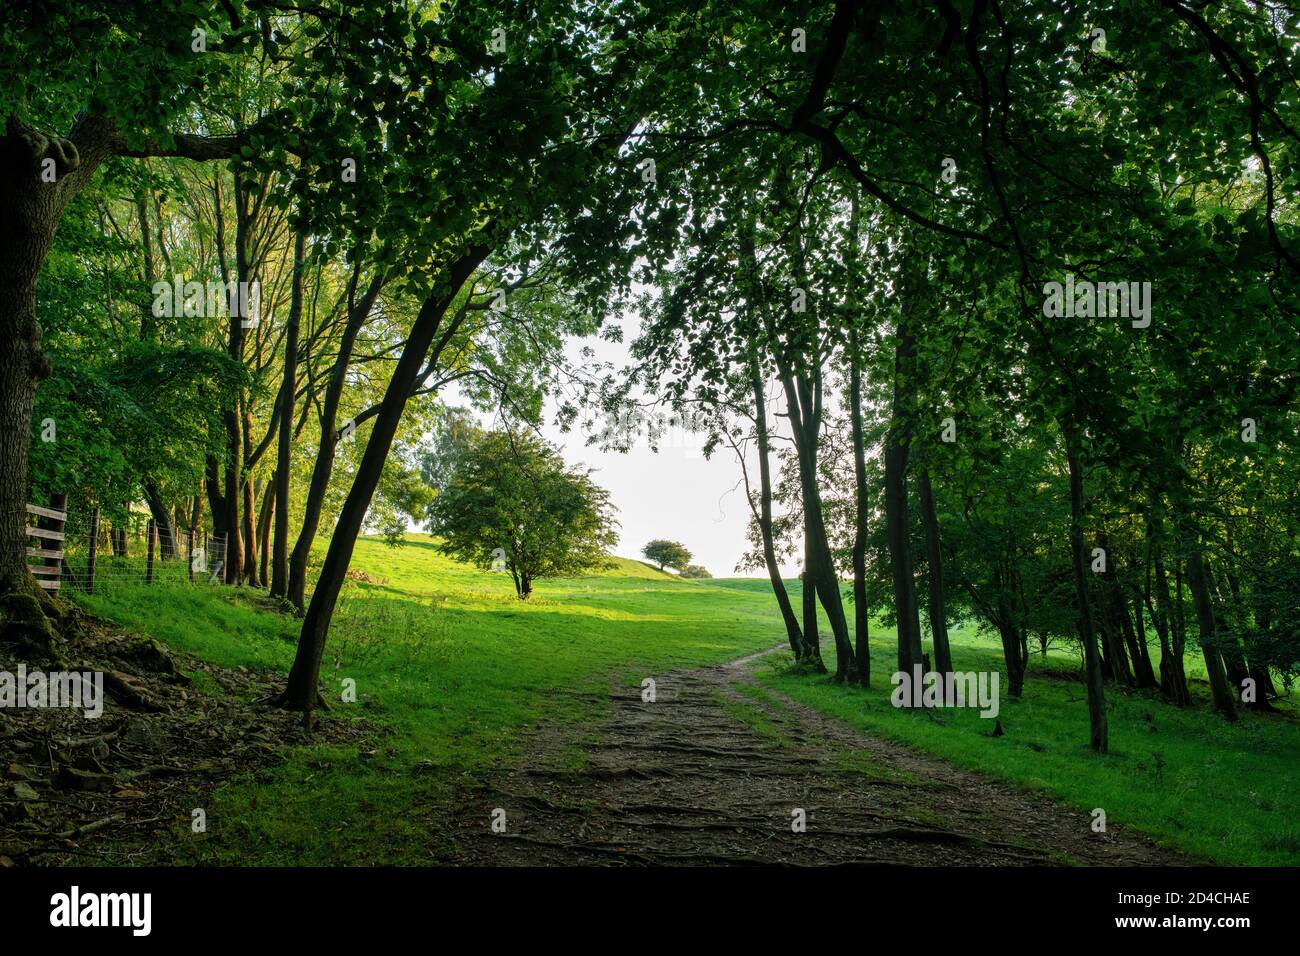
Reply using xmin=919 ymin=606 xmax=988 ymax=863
xmin=443 ymin=306 xmax=800 ymax=579
xmin=543 ymin=414 xmax=763 ymax=579
xmin=540 ymin=311 xmax=799 ymax=580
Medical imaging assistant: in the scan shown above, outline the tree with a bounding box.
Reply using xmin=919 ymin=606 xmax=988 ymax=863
xmin=0 ymin=0 xmax=257 ymax=648
xmin=428 ymin=430 xmax=617 ymax=600
xmin=642 ymin=540 xmax=692 ymax=573
xmin=278 ymin=0 xmax=650 ymax=714
xmin=680 ymin=565 xmax=712 ymax=579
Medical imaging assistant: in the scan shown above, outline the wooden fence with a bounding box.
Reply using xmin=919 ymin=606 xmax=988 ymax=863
xmin=24 ymin=497 xmax=234 ymax=593
xmin=25 ymin=493 xmax=67 ymax=592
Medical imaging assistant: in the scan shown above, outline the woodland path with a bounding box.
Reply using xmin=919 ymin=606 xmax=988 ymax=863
xmin=449 ymin=649 xmax=1193 ymax=866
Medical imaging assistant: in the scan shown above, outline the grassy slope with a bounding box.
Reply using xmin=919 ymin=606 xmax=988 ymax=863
xmin=758 ymin=581 xmax=1300 ymax=866
xmin=71 ymin=536 xmax=785 ymax=864
xmin=71 ymin=538 xmax=1298 ymax=865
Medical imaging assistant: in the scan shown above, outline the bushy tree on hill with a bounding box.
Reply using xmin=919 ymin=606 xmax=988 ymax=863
xmin=426 ymin=429 xmax=618 ymax=600
xmin=642 ymin=539 xmax=691 ymax=573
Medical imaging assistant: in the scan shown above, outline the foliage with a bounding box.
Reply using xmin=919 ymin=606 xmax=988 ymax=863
xmin=642 ymin=539 xmax=693 ymax=573
xmin=426 ymin=430 xmax=618 ymax=598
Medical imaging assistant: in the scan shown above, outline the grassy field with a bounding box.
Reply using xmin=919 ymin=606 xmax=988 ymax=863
xmin=69 ymin=535 xmax=1299 ymax=865
xmin=755 ymin=588 xmax=1300 ymax=866
xmin=70 ymin=537 xmax=785 ymax=864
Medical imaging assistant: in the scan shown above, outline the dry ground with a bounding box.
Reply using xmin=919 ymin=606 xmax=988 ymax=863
xmin=449 ymin=650 xmax=1194 ymax=866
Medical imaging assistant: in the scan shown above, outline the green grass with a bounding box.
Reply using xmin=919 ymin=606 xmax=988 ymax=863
xmin=750 ymin=607 xmax=1300 ymax=866
xmin=67 ymin=535 xmax=1299 ymax=866
xmin=70 ymin=535 xmax=787 ymax=864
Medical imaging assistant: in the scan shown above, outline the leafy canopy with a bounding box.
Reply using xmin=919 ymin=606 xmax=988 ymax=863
xmin=427 ymin=429 xmax=618 ymax=598
xmin=642 ymin=539 xmax=692 ymax=572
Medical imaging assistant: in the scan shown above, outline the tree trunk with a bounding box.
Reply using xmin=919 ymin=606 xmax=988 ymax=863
xmin=205 ymin=454 xmax=225 ymax=555
xmin=1246 ymin=662 xmax=1277 ymax=710
xmin=998 ymin=614 xmax=1026 ymax=698
xmin=751 ymin=211 xmax=854 ymax=680
xmin=801 ymin=564 xmax=821 ymax=666
xmin=1104 ymin=583 xmax=1137 ymax=686
xmin=884 ymin=318 xmax=924 ymax=679
xmin=800 ymin=521 xmax=823 ymax=668
xmin=1206 ymin=560 xmax=1252 ymax=695
xmin=280 ymin=246 xmax=488 ymax=715
xmin=288 ymin=271 xmax=383 ymax=611
xmin=1117 ymin=576 xmax=1157 ymax=688
xmin=256 ymin=477 xmax=274 ymax=587
xmin=749 ymin=354 xmax=803 ymax=658
xmin=0 ymin=140 xmax=59 ymax=650
xmin=272 ymin=231 xmax=306 ymax=598
xmin=1093 ymin=532 xmax=1134 ymax=686
xmin=241 ymin=412 xmax=258 ymax=585
xmin=0 ymin=115 xmax=161 ymax=649
xmin=1064 ymin=424 xmax=1108 ymax=753
xmin=917 ymin=466 xmax=952 ymax=675
xmin=190 ymin=483 xmax=205 ymax=536
xmin=143 ymin=482 xmax=178 ymax=560
xmin=213 ymin=175 xmax=245 ymax=586
xmin=1150 ymin=541 xmax=1191 ymax=705
xmin=1217 ymin=558 xmax=1273 ymax=706
xmin=220 ymin=409 xmax=244 ymax=583
xmin=848 ymin=326 xmax=871 ymax=684
xmin=784 ymin=366 xmax=853 ymax=680
xmin=1221 ymin=568 xmax=1271 ymax=709
xmin=988 ymin=562 xmax=1027 ymax=696
xmin=111 ymin=522 xmax=127 ymax=558
xmin=1185 ymin=542 xmax=1237 ymax=721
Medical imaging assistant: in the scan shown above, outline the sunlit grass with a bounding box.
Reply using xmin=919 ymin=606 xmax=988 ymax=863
xmin=67 ymin=534 xmax=1299 ymax=866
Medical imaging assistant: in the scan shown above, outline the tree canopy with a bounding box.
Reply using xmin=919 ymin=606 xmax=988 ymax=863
xmin=427 ymin=429 xmax=618 ymax=599
xmin=642 ymin=540 xmax=693 ymax=573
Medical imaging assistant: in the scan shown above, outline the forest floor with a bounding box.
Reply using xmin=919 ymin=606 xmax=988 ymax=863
xmin=0 ymin=603 xmax=374 ymax=866
xmin=447 ymin=648 xmax=1192 ymax=866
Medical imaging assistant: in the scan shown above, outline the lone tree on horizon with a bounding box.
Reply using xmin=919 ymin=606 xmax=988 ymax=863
xmin=428 ymin=429 xmax=618 ymax=600
xmin=643 ymin=539 xmax=692 ymax=573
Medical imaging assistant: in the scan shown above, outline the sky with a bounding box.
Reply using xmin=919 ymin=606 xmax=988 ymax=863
xmin=445 ymin=308 xmax=800 ymax=580
xmin=543 ymin=411 xmax=762 ymax=579
xmin=542 ymin=312 xmax=781 ymax=580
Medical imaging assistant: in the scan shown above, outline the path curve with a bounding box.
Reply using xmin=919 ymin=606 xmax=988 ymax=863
xmin=450 ymin=651 xmax=1191 ymax=866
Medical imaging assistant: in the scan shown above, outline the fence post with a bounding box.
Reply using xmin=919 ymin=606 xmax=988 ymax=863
xmin=145 ymin=518 xmax=156 ymax=585
xmin=223 ymin=533 xmax=230 ymax=585
xmin=31 ymin=493 xmax=68 ymax=594
xmin=87 ymin=506 xmax=100 ymax=594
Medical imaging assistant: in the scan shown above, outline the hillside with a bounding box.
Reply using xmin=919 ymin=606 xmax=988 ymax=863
xmin=30 ymin=534 xmax=1291 ymax=866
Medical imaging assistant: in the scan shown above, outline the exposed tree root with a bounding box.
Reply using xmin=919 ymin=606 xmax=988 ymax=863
xmin=447 ymin=655 xmax=1196 ymax=867
xmin=265 ymin=687 xmax=330 ymax=712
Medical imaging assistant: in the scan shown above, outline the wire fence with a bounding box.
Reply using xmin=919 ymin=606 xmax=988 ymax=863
xmin=51 ymin=507 xmax=232 ymax=595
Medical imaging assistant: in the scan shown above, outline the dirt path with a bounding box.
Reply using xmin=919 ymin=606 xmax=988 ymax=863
xmin=449 ymin=649 xmax=1192 ymax=866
